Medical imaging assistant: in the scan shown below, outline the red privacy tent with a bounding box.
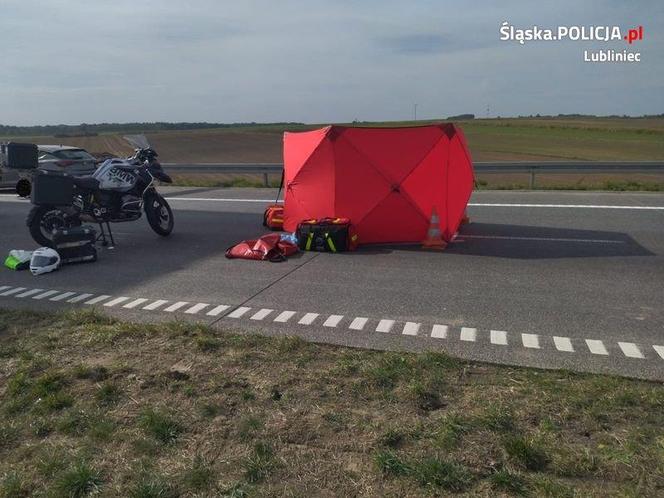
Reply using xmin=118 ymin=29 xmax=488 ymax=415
xmin=283 ymin=124 xmax=474 ymax=245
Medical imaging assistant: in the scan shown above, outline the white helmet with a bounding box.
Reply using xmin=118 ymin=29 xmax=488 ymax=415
xmin=30 ymin=247 xmax=60 ymax=276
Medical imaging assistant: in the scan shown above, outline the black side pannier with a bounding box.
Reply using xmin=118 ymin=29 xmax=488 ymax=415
xmin=5 ymin=142 xmax=38 ymax=169
xmin=31 ymin=170 xmax=74 ymax=205
xmin=53 ymin=226 xmax=98 ymax=265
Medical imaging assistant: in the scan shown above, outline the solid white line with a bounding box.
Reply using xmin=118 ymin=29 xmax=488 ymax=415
xmin=67 ymin=293 xmax=93 ymax=303
xmin=104 ymin=296 xmax=131 ymax=307
xmin=16 ymin=288 xmax=44 ymax=298
xmin=33 ymin=290 xmax=61 ymax=300
xmin=49 ymin=292 xmax=76 ymax=302
xmin=250 ymin=308 xmax=273 ymax=320
xmin=85 ymin=295 xmax=111 ymax=305
xmin=185 ymin=303 xmax=210 ymax=315
xmin=123 ymin=298 xmax=149 ymax=309
xmin=468 ymin=202 xmax=664 ymax=210
xmin=0 ymin=287 xmax=26 ymax=296
xmin=522 ymin=333 xmax=540 ymax=349
xmin=163 ymin=301 xmax=189 ymax=313
xmin=653 ymin=345 xmax=664 ymax=360
xmin=143 ymin=299 xmax=169 ymax=310
xmin=458 ymin=235 xmax=623 ymax=244
xmin=273 ymin=310 xmax=296 ymax=323
xmin=460 ymin=327 xmax=477 ymax=342
xmin=431 ymin=324 xmax=448 ymax=339
xmin=228 ymin=306 xmax=251 ymax=318
xmin=161 ymin=197 xmax=664 ymax=211
xmin=349 ymin=317 xmax=368 ymax=330
xmin=323 ymin=315 xmax=344 ymax=327
xmin=618 ymin=342 xmax=644 ymax=359
xmin=585 ymin=339 xmax=609 ymax=355
xmin=206 ymin=304 xmax=230 ymax=316
xmin=299 ymin=313 xmax=319 ymax=325
xmin=490 ymin=330 xmax=508 ymax=345
xmin=553 ymin=336 xmax=574 ymax=352
xmin=402 ymin=322 xmax=420 ymax=336
xmin=376 ymin=319 xmax=395 ymax=333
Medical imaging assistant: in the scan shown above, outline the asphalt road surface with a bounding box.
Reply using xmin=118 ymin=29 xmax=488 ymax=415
xmin=1 ymin=187 xmax=663 ymax=381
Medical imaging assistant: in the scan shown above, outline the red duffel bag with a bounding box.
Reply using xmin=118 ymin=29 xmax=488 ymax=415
xmin=225 ymin=233 xmax=298 ymax=262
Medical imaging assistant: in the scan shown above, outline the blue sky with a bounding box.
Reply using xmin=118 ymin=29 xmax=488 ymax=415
xmin=0 ymin=0 xmax=662 ymax=125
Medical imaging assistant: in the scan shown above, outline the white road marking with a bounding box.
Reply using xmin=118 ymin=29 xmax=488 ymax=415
xmin=228 ymin=306 xmax=251 ymax=318
xmin=653 ymin=345 xmax=664 ymax=360
xmin=33 ymin=290 xmax=61 ymax=300
xmin=0 ymin=287 xmax=26 ymax=296
xmin=158 ymin=197 xmax=664 ymax=211
xmin=458 ymin=235 xmax=623 ymax=244
xmin=0 ymin=286 xmax=11 ymax=293
xmin=468 ymin=203 xmax=664 ymax=210
xmin=104 ymin=297 xmax=131 ymax=307
xmin=84 ymin=295 xmax=111 ymax=305
xmin=143 ymin=299 xmax=169 ymax=311
xmin=323 ymin=315 xmax=344 ymax=327
xmin=16 ymin=289 xmax=45 ymax=298
xmin=67 ymin=293 xmax=93 ymax=303
xmin=273 ymin=310 xmax=296 ymax=323
xmin=431 ymin=324 xmax=448 ymax=339
xmin=250 ymin=308 xmax=273 ymax=320
xmin=206 ymin=305 xmax=230 ymax=316
xmin=490 ymin=330 xmax=508 ymax=345
xmin=349 ymin=317 xmax=368 ymax=330
xmin=460 ymin=327 xmax=477 ymax=342
xmin=163 ymin=301 xmax=189 ymax=313
xmin=522 ymin=333 xmax=540 ymax=349
xmin=299 ymin=313 xmax=319 ymax=325
xmin=185 ymin=303 xmax=209 ymax=314
xmin=553 ymin=336 xmax=574 ymax=352
xmin=585 ymin=339 xmax=609 ymax=356
xmin=123 ymin=298 xmax=149 ymax=309
xmin=618 ymin=342 xmax=644 ymax=359
xmin=49 ymin=292 xmax=76 ymax=302
xmin=402 ymin=322 xmax=420 ymax=336
xmin=376 ymin=319 xmax=395 ymax=333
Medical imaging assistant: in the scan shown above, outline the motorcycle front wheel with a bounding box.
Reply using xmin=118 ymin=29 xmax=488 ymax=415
xmin=27 ymin=205 xmax=81 ymax=248
xmin=145 ymin=194 xmax=174 ymax=236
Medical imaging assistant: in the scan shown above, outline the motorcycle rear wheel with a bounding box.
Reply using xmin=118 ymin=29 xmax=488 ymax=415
xmin=27 ymin=205 xmax=81 ymax=248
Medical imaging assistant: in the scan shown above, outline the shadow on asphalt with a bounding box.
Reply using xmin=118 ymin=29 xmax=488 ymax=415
xmin=353 ymin=223 xmax=654 ymax=259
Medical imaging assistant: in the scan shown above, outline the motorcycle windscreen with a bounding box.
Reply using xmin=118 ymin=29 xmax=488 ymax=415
xmin=123 ymin=134 xmax=151 ymax=150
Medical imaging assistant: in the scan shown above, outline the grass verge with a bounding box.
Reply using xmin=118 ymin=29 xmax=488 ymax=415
xmin=0 ymin=308 xmax=662 ymax=496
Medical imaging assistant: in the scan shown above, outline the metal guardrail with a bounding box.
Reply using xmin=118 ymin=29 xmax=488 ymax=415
xmin=162 ymin=161 xmax=664 ymax=188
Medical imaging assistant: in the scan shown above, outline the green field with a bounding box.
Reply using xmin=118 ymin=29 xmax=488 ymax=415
xmin=1 ymin=309 xmax=663 ymax=497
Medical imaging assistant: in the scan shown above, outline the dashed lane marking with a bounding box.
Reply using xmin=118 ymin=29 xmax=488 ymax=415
xmin=250 ymin=308 xmax=273 ymax=320
xmin=586 ymin=339 xmax=609 ymax=356
xmin=460 ymin=327 xmax=477 ymax=342
xmin=376 ymin=319 xmax=395 ymax=333
xmin=298 ymin=313 xmax=319 ymax=325
xmin=490 ymin=330 xmax=508 ymax=345
xmin=349 ymin=317 xmax=368 ymax=330
xmin=618 ymin=342 xmax=644 ymax=359
xmin=553 ymin=336 xmax=574 ymax=353
xmin=49 ymin=292 xmax=77 ymax=302
xmin=1 ymin=284 xmax=662 ymax=364
xmin=273 ymin=311 xmax=296 ymax=323
xmin=143 ymin=299 xmax=169 ymax=311
xmin=402 ymin=322 xmax=420 ymax=336
xmin=323 ymin=315 xmax=344 ymax=327
xmin=431 ymin=324 xmax=448 ymax=339
xmin=522 ymin=333 xmax=540 ymax=349
xmin=228 ymin=306 xmax=251 ymax=318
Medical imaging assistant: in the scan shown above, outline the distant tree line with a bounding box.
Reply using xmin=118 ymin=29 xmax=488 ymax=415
xmin=0 ymin=121 xmax=304 ymax=137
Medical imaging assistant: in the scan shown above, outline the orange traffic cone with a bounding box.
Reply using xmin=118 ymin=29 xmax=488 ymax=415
xmin=422 ymin=207 xmax=447 ymax=250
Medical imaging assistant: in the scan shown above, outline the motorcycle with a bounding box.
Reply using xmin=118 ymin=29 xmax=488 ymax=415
xmin=27 ymin=135 xmax=174 ymax=248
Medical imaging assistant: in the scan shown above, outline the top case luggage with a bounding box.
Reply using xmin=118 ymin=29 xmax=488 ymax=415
xmin=53 ymin=226 xmax=98 ymax=265
xmin=5 ymin=142 xmax=38 ymax=170
xmin=296 ymin=217 xmax=358 ymax=252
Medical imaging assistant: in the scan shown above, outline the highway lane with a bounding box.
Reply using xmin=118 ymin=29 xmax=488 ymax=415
xmin=1 ymin=188 xmax=663 ymax=380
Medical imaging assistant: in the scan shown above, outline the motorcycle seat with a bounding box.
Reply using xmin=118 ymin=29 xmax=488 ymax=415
xmin=73 ymin=176 xmax=100 ymax=190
